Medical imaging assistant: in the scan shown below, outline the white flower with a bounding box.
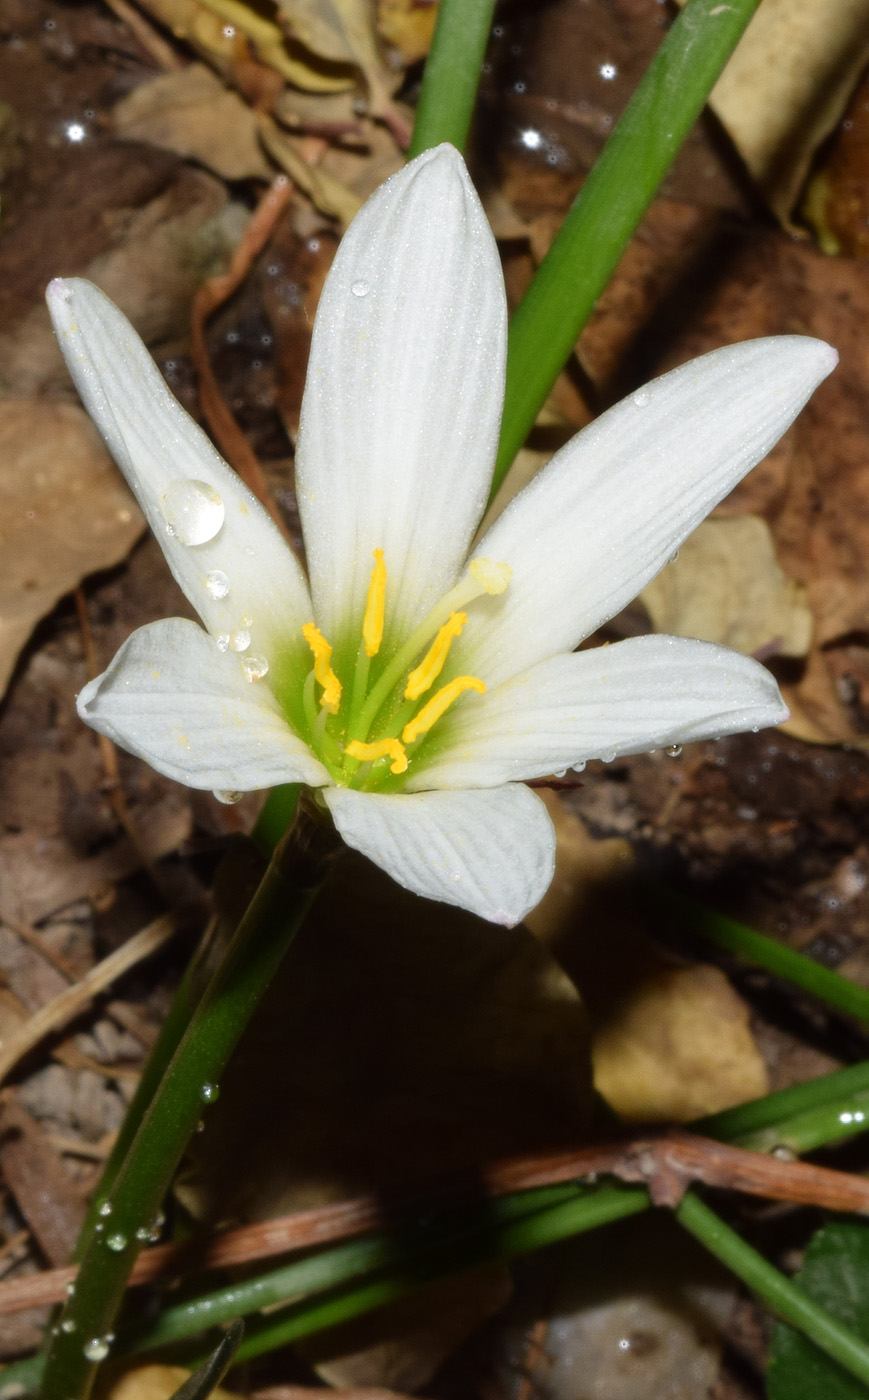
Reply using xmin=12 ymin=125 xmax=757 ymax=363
xmin=47 ymin=145 xmax=836 ymax=927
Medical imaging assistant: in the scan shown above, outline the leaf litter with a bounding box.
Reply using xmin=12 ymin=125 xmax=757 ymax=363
xmin=3 ymin=0 xmax=869 ymax=1396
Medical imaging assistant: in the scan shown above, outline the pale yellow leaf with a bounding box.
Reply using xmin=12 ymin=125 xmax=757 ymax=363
xmin=677 ymin=0 xmax=869 ymax=220
xmin=641 ymin=514 xmax=812 ymax=659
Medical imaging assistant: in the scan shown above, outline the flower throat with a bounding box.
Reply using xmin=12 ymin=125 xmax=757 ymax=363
xmin=300 ymin=551 xmax=511 ymax=789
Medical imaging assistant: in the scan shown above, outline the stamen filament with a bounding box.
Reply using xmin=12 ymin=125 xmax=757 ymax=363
xmin=402 ymin=676 xmax=486 ymax=746
xmin=362 ymin=548 xmax=387 ymax=658
xmin=404 ymin=611 xmax=466 ymax=701
xmin=353 ymin=558 xmax=511 ymax=743
xmin=346 ymin=737 xmax=408 ymax=774
xmin=302 ymin=622 xmax=342 ymax=714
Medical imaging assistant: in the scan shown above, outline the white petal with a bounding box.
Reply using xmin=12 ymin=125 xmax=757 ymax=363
xmin=457 ymin=337 xmax=837 ymax=687
xmin=78 ymin=618 xmax=330 ymax=790
xmin=411 ymin=635 xmax=788 ymax=789
xmin=323 ymin=784 xmax=554 ymax=926
xmin=295 ymin=144 xmax=506 ymax=651
xmin=47 ymin=278 xmax=312 ymax=677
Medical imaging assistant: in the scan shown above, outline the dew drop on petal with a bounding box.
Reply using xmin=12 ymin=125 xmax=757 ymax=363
xmin=83 ymin=1337 xmax=111 ymax=1362
xmin=600 ymin=750 xmax=616 ymax=764
xmin=230 ymin=627 xmax=251 ymax=653
xmin=214 ymin=789 xmax=243 ymax=805
xmin=632 ymin=390 xmax=649 ymax=407
xmin=351 ymin=279 xmax=370 ymax=298
xmin=573 ymin=761 xmax=587 ymax=773
xmin=204 ymin=569 xmax=230 ymax=600
xmin=216 ymin=633 xmax=230 ymax=652
xmin=665 ymin=744 xmax=683 ymax=757
xmin=242 ymin=654 xmax=269 ymax=681
xmin=161 ymin=480 xmax=225 ymax=546
xmin=553 ymin=768 xmax=568 ymax=778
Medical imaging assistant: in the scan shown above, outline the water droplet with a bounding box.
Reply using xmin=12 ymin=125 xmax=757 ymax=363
xmin=216 ymin=633 xmax=230 ymax=652
xmin=161 ymin=479 xmax=225 ymax=546
xmin=106 ymin=1233 xmax=127 ymax=1252
xmin=65 ymin=1281 xmax=76 ymax=1297
xmin=230 ymin=627 xmax=251 ymax=652
xmin=351 ymin=279 xmax=370 ymax=298
xmin=553 ymin=768 xmax=568 ymax=779
xmin=599 ymin=62 xmax=617 ymax=79
xmin=632 ymin=390 xmax=649 ymax=407
xmin=204 ymin=569 xmax=230 ymax=600
xmin=201 ymin=1082 xmax=220 ymax=1103
xmin=83 ymin=1337 xmax=111 ymax=1362
xmin=600 ymin=750 xmax=617 ymax=764
xmin=242 ymin=654 xmax=269 ymax=681
xmin=772 ymin=1145 xmax=796 ymax=1162
xmin=214 ymin=789 xmax=243 ymax=805
xmin=665 ymin=744 xmax=683 ymax=758
xmin=572 ymin=761 xmax=587 ymax=773
xmin=61 ymin=1319 xmax=76 ymax=1334
xmin=97 ymin=1201 xmax=112 ymax=1217
xmin=135 ymin=1226 xmax=152 ymax=1242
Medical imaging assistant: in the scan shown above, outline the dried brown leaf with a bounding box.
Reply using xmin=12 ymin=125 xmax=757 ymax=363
xmin=114 ymin=65 xmax=272 ymax=180
xmin=0 ymin=400 xmax=143 ymax=700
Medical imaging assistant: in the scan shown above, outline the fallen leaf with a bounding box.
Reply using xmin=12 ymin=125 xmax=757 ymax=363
xmin=276 ymin=0 xmax=398 ymax=123
xmin=113 ymin=65 xmax=272 ymax=181
xmin=0 ymin=399 xmax=144 ymax=698
xmin=525 ymin=796 xmax=768 ymax=1121
xmin=0 ymin=1094 xmax=85 ymax=1266
xmin=676 ymin=0 xmax=869 ymax=221
xmin=96 ymin=1364 xmax=242 ymax=1400
xmin=376 ymin=0 xmax=436 ymax=64
xmin=640 ymin=515 xmax=813 ymax=659
xmin=592 ymin=962 xmax=769 ymax=1122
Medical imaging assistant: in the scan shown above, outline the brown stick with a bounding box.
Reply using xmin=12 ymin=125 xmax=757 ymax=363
xmin=190 ymin=175 xmax=295 ymax=537
xmin=4 ymin=1130 xmax=869 ymax=1315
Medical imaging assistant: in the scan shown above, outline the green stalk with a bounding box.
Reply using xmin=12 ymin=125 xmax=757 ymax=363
xmin=651 ymin=883 xmax=869 ymax=1026
xmin=227 ymin=1185 xmax=649 ymax=1364
xmin=123 ymin=1183 xmax=582 ymax=1353
xmin=407 ymin=0 xmax=497 ymax=159
xmin=676 ymin=1191 xmax=869 ymax=1390
xmin=39 ymin=804 xmax=335 ymax=1400
xmin=492 ymin=0 xmax=762 ymax=494
xmin=698 ymin=1060 xmax=869 ymax=1155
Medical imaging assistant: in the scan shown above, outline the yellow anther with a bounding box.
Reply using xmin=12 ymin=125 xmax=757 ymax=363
xmin=404 ymin=611 xmax=466 ymax=701
xmin=302 ymin=622 xmax=342 ymax=713
xmin=362 ymin=548 xmax=387 ymax=658
xmin=346 ymin=737 xmax=408 ymax=775
xmin=402 ymin=675 xmax=486 ymax=745
xmin=468 ymin=558 xmax=512 ymax=595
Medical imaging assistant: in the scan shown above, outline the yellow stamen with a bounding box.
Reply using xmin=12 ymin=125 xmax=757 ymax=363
xmin=404 ymin=611 xmax=466 ymax=701
xmin=302 ymin=622 xmax=342 ymax=713
xmin=468 ymin=558 xmax=512 ymax=595
xmin=346 ymin=737 xmax=408 ymax=774
xmin=362 ymin=548 xmax=387 ymax=658
xmin=402 ymin=676 xmax=486 ymax=745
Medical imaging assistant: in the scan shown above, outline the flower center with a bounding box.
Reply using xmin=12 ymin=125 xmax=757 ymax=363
xmin=300 ymin=551 xmax=511 ymax=789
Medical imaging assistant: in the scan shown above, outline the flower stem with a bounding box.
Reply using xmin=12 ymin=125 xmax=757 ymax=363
xmin=39 ymin=802 xmax=336 ymax=1400
xmin=491 ymin=0 xmax=763 ymax=495
xmin=407 ymin=0 xmax=497 ymax=159
xmin=649 ymin=882 xmax=869 ymax=1026
xmin=676 ymin=1191 xmax=869 ymax=1390
xmin=697 ymin=1060 xmax=869 ymax=1155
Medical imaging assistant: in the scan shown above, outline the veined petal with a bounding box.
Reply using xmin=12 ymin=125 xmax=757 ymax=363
xmin=78 ymin=618 xmax=330 ymax=790
xmin=47 ymin=278 xmax=312 ymax=678
xmin=295 ymin=144 xmax=506 ymax=653
xmin=323 ymin=784 xmax=554 ymax=926
xmin=457 ymin=337 xmax=837 ymax=687
xmin=410 ymin=635 xmax=788 ymax=789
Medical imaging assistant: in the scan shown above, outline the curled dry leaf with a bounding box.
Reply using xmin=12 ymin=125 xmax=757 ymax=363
xmin=676 ymin=0 xmax=869 ymax=221
xmin=640 ymin=515 xmax=813 ymax=660
xmin=276 ymin=0 xmax=398 ymax=123
xmin=113 ymin=65 xmax=272 ymax=181
xmin=0 ymin=400 xmax=143 ymax=700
